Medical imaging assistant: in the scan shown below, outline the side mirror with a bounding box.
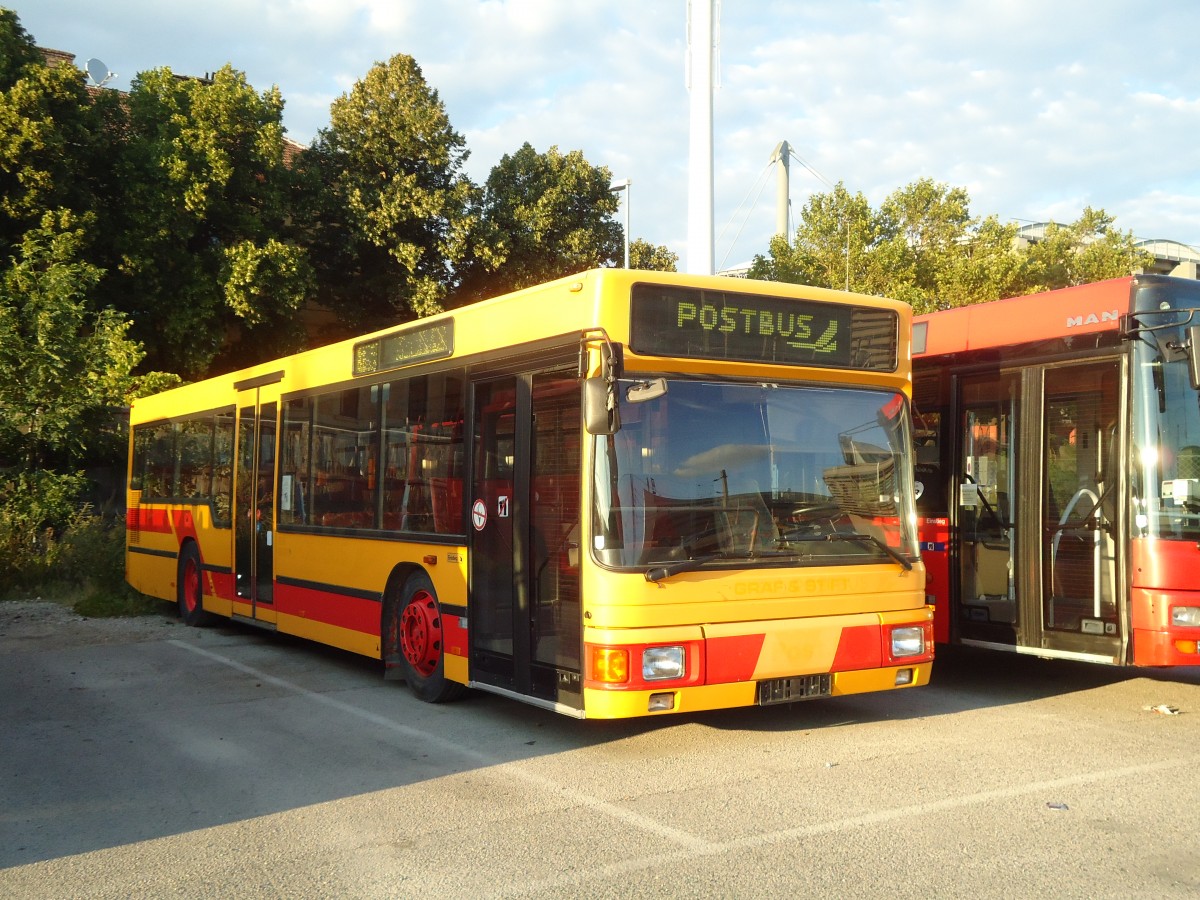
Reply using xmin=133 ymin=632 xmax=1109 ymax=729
xmin=1188 ymin=324 xmax=1200 ymax=391
xmin=583 ymin=342 xmax=622 ymax=435
xmin=584 ymin=377 xmax=618 ymax=435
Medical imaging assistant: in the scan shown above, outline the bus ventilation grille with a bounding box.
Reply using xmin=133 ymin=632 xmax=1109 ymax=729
xmin=757 ymin=674 xmax=832 ymax=705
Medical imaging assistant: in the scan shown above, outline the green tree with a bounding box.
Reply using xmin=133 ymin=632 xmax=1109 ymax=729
xmin=1021 ymin=207 xmax=1154 ymax=292
xmin=0 ymin=38 xmax=101 ymax=261
xmin=0 ymin=8 xmax=41 ymax=91
xmin=0 ymin=211 xmax=148 ymax=470
xmin=629 ymin=238 xmax=678 ymax=272
xmin=931 ymin=214 xmax=1027 ymax=311
xmin=748 ymin=182 xmax=880 ymax=291
xmin=100 ymin=65 xmax=311 ymax=377
xmin=873 ymin=179 xmax=974 ymax=309
xmin=452 ymin=143 xmax=622 ymax=304
xmin=301 ymin=54 xmax=476 ymax=330
xmin=751 ymin=179 xmax=1153 ymax=313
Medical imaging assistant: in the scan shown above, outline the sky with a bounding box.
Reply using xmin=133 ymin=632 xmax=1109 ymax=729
xmin=13 ymin=0 xmax=1200 ymax=273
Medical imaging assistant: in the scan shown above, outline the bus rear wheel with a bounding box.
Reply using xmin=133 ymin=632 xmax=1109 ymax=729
xmin=391 ymin=572 xmax=465 ymax=704
xmin=177 ymin=544 xmax=212 ymax=627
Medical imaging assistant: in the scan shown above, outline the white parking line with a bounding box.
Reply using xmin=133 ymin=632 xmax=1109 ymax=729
xmin=491 ymin=755 xmax=1198 ymax=896
xmin=169 ymin=640 xmax=710 ymax=852
xmin=171 ymin=640 xmax=1198 ymax=897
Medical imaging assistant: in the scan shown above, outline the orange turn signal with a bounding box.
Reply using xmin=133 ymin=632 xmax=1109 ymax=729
xmin=589 ymin=647 xmax=630 ymax=684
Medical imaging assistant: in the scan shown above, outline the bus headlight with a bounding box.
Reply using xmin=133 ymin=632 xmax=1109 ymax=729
xmin=890 ymin=625 xmax=927 ymax=659
xmin=642 ymin=646 xmax=686 ymax=681
xmin=1172 ymin=606 xmax=1200 ymax=628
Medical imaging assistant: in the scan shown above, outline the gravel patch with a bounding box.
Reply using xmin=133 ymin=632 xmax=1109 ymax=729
xmin=0 ymin=599 xmax=180 ymax=651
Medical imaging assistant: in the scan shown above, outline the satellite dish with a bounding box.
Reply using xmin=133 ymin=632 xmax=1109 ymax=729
xmin=85 ymin=58 xmax=115 ymax=87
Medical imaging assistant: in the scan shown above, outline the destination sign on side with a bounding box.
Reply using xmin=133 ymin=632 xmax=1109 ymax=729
xmin=353 ymin=320 xmax=453 ymax=376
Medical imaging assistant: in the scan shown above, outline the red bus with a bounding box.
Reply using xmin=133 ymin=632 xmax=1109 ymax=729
xmin=912 ymin=274 xmax=1200 ymax=666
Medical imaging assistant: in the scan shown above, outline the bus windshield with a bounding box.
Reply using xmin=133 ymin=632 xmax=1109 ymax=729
xmin=592 ymin=379 xmax=918 ymax=572
xmin=1132 ymin=332 xmax=1200 ymax=540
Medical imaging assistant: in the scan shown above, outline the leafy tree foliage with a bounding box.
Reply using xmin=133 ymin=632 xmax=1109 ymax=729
xmin=0 ymin=212 xmax=150 ymax=470
xmin=0 ymin=8 xmax=40 ymax=90
xmin=751 ymin=179 xmax=1154 ymax=312
xmin=98 ymin=65 xmax=311 ymax=376
xmin=452 ymin=143 xmax=623 ymax=303
xmin=0 ymin=39 xmax=101 ymax=261
xmin=931 ymin=214 xmax=1028 ymax=309
xmin=1022 ymin=207 xmax=1153 ymax=290
xmin=299 ymin=54 xmax=476 ymax=330
xmin=748 ymin=183 xmax=880 ymax=291
xmin=630 ymin=238 xmax=678 ymax=272
xmin=0 ymin=9 xmax=178 ymax=544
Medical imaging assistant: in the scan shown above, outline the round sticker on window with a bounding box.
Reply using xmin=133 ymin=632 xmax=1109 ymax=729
xmin=471 ymin=499 xmax=488 ymax=531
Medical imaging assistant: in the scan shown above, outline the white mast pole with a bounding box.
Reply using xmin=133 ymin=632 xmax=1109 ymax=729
xmin=772 ymin=140 xmax=790 ymax=244
xmin=686 ymin=0 xmax=715 ymax=275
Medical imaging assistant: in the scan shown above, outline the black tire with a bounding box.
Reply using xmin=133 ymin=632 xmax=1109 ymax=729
xmin=177 ymin=543 xmax=213 ymax=626
xmin=387 ymin=571 xmax=465 ymax=703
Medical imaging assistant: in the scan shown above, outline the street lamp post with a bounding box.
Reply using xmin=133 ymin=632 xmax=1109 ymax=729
xmin=610 ymin=179 xmax=631 ymax=268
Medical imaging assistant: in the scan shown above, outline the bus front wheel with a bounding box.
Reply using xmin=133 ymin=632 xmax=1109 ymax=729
xmin=177 ymin=544 xmax=212 ymax=627
xmin=391 ymin=572 xmax=465 ymax=704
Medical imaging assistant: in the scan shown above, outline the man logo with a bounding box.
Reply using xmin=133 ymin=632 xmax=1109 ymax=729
xmin=1066 ymin=310 xmax=1119 ymax=327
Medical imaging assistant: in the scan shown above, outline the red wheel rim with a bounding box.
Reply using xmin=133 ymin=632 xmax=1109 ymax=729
xmin=183 ymin=558 xmax=201 ymax=613
xmin=400 ymin=590 xmax=441 ymax=677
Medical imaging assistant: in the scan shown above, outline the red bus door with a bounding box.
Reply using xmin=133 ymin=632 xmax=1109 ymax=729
xmin=953 ymin=359 xmax=1124 ymax=661
xmin=1040 ymin=361 xmax=1122 ymax=660
xmin=234 ymin=391 xmax=276 ymax=620
xmin=956 ymin=372 xmax=1020 ymax=646
xmin=468 ymin=370 xmax=583 ymax=711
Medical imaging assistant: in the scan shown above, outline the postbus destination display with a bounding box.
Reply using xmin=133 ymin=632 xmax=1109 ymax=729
xmin=630 ymin=284 xmax=897 ymax=370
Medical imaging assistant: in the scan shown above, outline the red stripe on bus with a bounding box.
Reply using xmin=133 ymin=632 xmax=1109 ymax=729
xmin=831 ymin=624 xmax=883 ymax=672
xmin=275 ymin=581 xmax=381 ymax=635
xmin=209 ymin=569 xmax=236 ymax=601
xmin=704 ymin=633 xmax=766 ymax=683
xmin=127 ymin=507 xmax=174 ymax=534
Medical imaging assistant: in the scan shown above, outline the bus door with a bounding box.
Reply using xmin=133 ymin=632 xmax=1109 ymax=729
xmin=954 ymin=360 xmax=1124 ymax=661
xmin=234 ymin=390 xmax=277 ymax=622
xmin=956 ymin=372 xmax=1020 ymax=646
xmin=468 ymin=370 xmax=583 ymax=711
xmin=1039 ymin=360 xmax=1122 ymax=661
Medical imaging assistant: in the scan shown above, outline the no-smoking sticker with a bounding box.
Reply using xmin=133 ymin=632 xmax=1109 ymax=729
xmin=471 ymin=498 xmax=487 ymax=531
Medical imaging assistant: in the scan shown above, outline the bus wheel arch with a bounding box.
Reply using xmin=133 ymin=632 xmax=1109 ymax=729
xmin=176 ymin=540 xmax=212 ymax=627
xmin=382 ymin=566 xmax=465 ymax=703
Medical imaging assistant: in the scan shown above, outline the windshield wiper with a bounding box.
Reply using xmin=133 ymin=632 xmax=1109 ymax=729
xmin=825 ymin=532 xmax=913 ymax=571
xmin=644 ymin=554 xmax=720 ymax=583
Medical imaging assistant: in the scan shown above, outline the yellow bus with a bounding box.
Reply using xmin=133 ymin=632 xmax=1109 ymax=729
xmin=126 ymin=269 xmax=933 ymax=718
